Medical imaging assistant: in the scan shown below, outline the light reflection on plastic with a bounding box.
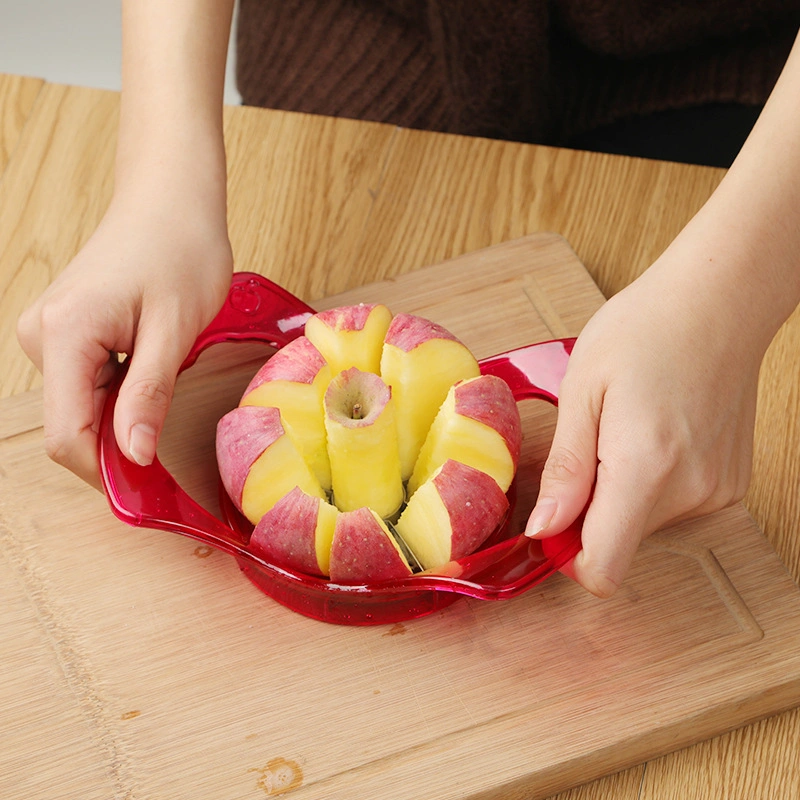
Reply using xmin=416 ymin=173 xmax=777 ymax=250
xmin=507 ymin=340 xmax=570 ymax=398
xmin=278 ymin=312 xmax=313 ymax=333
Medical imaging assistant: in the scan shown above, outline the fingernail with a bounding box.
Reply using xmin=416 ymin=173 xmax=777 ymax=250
xmin=525 ymin=497 xmax=557 ymax=537
xmin=129 ymin=423 xmax=157 ymax=466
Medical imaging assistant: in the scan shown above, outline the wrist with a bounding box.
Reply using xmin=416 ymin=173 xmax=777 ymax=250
xmin=662 ymin=186 xmax=800 ymax=352
xmin=645 ymin=221 xmax=789 ymax=368
xmin=665 ymin=31 xmax=800 ymax=347
xmin=111 ymin=131 xmax=228 ymax=243
xmin=116 ymin=0 xmax=233 ymax=206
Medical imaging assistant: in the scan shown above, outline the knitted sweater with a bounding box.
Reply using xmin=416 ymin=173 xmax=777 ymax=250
xmin=235 ymin=0 xmax=799 ymax=145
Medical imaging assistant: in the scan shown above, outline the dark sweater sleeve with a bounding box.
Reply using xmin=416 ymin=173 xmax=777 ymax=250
xmin=235 ymin=0 xmax=799 ymax=145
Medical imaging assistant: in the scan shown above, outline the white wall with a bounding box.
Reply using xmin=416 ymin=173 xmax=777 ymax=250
xmin=0 ymin=0 xmax=241 ymax=104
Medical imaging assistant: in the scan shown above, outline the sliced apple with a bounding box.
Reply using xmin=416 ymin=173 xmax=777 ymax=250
xmin=249 ymin=486 xmax=339 ymax=576
xmin=328 ymin=506 xmax=412 ymax=583
xmin=407 ymin=374 xmax=521 ymax=496
xmin=395 ymin=459 xmax=508 ymax=570
xmin=304 ymin=303 xmax=392 ymax=375
xmin=380 ymin=313 xmax=481 ymax=480
xmin=323 ymin=367 xmax=404 ymax=519
xmin=240 ymin=336 xmax=333 ymax=490
xmin=217 ymin=302 xmax=525 ymax=584
xmin=216 ymin=405 xmax=326 ymax=525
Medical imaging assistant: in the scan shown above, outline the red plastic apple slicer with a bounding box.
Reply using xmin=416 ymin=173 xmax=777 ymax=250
xmin=98 ymin=272 xmax=582 ymax=625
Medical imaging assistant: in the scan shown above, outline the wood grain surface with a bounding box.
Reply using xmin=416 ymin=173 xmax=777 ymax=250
xmin=1 ymin=77 xmax=800 ymax=799
xmin=0 ymin=73 xmax=43 ymax=174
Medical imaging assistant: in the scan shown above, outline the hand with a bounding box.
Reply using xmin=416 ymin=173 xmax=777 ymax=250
xmin=524 ymin=30 xmax=800 ymax=597
xmin=16 ymin=190 xmax=233 ymax=489
xmin=525 ymin=258 xmax=762 ymax=597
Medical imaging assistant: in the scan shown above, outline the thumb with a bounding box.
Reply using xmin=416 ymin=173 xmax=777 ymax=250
xmin=113 ymin=320 xmax=190 ymax=466
xmin=525 ymin=378 xmax=600 ymax=539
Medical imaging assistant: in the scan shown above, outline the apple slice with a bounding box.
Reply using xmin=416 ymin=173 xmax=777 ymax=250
xmin=304 ymin=303 xmax=392 ymax=375
xmin=407 ymin=374 xmax=521 ymax=496
xmin=380 ymin=313 xmax=481 ymax=480
xmin=395 ymin=459 xmax=509 ymax=570
xmin=323 ymin=367 xmax=404 ymax=519
xmin=216 ymin=405 xmax=326 ymax=525
xmin=249 ymin=486 xmax=339 ymax=576
xmin=328 ymin=506 xmax=413 ymax=583
xmin=240 ymin=336 xmax=333 ymax=490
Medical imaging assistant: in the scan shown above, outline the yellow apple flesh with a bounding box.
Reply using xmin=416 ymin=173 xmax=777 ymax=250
xmin=304 ymin=303 xmax=392 ymax=375
xmin=407 ymin=374 xmax=521 ymax=496
xmin=323 ymin=367 xmax=404 ymax=519
xmin=216 ymin=405 xmax=326 ymax=525
xmin=240 ymin=336 xmax=332 ymax=490
xmin=395 ymin=459 xmax=509 ymax=570
xmin=380 ymin=313 xmax=481 ymax=480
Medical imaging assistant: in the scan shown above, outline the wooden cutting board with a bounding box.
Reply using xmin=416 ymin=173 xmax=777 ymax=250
xmin=2 ymin=233 xmax=800 ymax=800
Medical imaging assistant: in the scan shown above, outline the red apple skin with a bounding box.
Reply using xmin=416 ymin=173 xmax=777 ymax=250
xmin=312 ymin=304 xmax=378 ymax=332
xmin=329 ymin=508 xmax=412 ymax=584
xmin=249 ymin=487 xmax=323 ymax=576
xmin=435 ymin=460 xmax=509 ymax=560
xmin=454 ymin=375 xmax=522 ymax=467
xmin=243 ymin=336 xmax=327 ymax=394
xmin=216 ymin=405 xmax=284 ymax=511
xmin=383 ymin=313 xmax=460 ymax=351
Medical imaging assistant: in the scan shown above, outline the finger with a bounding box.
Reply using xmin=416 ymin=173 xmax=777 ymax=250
xmin=526 ymin=374 xmax=601 ymax=538
xmin=16 ymin=300 xmax=45 ymax=372
xmin=112 ymin=315 xmax=191 ymax=466
xmin=91 ymin=355 xmax=120 ymax=436
xmin=40 ymin=333 xmax=112 ymax=489
xmin=568 ymin=454 xmax=657 ymax=598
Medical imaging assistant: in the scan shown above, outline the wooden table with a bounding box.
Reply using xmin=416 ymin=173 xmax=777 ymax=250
xmin=1 ymin=72 xmax=799 ymax=799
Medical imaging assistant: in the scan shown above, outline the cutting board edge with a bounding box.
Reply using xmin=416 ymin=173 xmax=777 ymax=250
xmin=293 ymin=656 xmax=800 ymax=800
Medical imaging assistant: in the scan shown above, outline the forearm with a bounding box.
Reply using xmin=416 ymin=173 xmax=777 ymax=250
xmin=654 ymin=31 xmax=800 ymax=352
xmin=116 ymin=0 xmax=235 ymax=203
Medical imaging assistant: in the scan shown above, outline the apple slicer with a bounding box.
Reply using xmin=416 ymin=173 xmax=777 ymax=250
xmin=98 ymin=272 xmax=582 ymax=625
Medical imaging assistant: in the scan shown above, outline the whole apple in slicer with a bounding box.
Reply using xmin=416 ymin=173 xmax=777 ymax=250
xmin=216 ymin=302 xmax=522 ymax=583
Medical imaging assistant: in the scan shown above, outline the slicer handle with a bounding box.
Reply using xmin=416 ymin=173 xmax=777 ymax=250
xmin=99 ymin=272 xmax=315 ymax=544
